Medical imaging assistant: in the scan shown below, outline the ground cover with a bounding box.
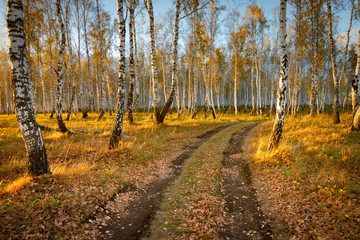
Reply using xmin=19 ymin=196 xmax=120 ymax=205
xmin=146 ymin=121 xmax=262 ymax=239
xmin=0 ymin=112 xmax=238 ymax=239
xmin=250 ymin=112 xmax=360 ymax=239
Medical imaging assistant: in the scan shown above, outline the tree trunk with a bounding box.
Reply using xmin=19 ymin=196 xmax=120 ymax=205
xmin=351 ymin=30 xmax=360 ymax=129
xmin=96 ymin=0 xmax=107 ymax=120
xmin=49 ymin=38 xmax=56 ymax=118
xmin=251 ymin=55 xmax=256 ymax=115
xmin=310 ymin=4 xmax=318 ymax=116
xmin=75 ymin=0 xmax=83 ymax=114
xmin=351 ymin=31 xmax=360 ymax=117
xmin=268 ymin=0 xmax=288 ymax=150
xmin=82 ymin=1 xmax=92 ymax=119
xmin=39 ymin=55 xmax=47 ymax=114
xmin=65 ymin=4 xmax=76 ymax=121
xmin=109 ymin=0 xmax=126 ymax=149
xmin=127 ymin=1 xmax=135 ymax=123
xmin=234 ymin=55 xmax=238 ymax=116
xmin=132 ymin=9 xmax=140 ymax=111
xmin=146 ymin=0 xmax=161 ymax=122
xmin=157 ymin=0 xmax=180 ymax=123
xmin=7 ymin=0 xmax=49 ymax=176
xmin=327 ymin=0 xmax=340 ymax=124
xmin=56 ymin=0 xmax=68 ymax=133
xmin=339 ymin=0 xmax=353 ymax=93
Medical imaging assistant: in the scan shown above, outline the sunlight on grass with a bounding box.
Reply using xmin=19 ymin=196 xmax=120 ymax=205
xmin=51 ymin=162 xmax=96 ymax=175
xmin=250 ymin=112 xmax=360 ymax=239
xmin=4 ymin=176 xmax=33 ymax=193
xmin=0 ymin=111 xmax=268 ymax=239
xmin=45 ymin=131 xmax=66 ymax=140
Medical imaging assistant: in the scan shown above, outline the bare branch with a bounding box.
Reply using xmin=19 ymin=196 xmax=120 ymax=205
xmin=178 ymin=0 xmax=212 ymax=21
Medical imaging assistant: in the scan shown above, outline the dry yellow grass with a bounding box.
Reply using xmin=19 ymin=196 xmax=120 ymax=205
xmin=250 ymin=112 xmax=360 ymax=239
xmin=0 ymin=111 xmax=244 ymax=239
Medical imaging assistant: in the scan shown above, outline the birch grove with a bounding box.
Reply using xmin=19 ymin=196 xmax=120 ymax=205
xmin=0 ymin=0 xmax=357 ymax=151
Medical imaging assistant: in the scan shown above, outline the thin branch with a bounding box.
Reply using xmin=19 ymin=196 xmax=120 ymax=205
xmin=178 ymin=0 xmax=212 ymax=21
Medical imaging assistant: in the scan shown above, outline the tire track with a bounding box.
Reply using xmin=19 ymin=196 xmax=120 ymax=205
xmin=99 ymin=123 xmax=234 ymax=240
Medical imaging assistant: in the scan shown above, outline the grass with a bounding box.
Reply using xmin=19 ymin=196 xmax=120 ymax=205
xmin=1 ymin=109 xmax=359 ymax=239
xmin=146 ymin=122 xmax=253 ymax=240
xmin=250 ymin=112 xmax=360 ymax=239
xmin=0 ymin=111 xmax=244 ymax=239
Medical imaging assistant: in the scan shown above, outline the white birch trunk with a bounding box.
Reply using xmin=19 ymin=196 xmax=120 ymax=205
xmin=268 ymin=0 xmax=288 ymax=150
xmin=351 ymin=30 xmax=360 ymax=129
xmin=65 ymin=4 xmax=76 ymax=120
xmin=234 ymin=55 xmax=238 ymax=116
xmin=157 ymin=0 xmax=180 ymax=123
xmin=251 ymin=55 xmax=255 ymax=115
xmin=146 ymin=0 xmax=160 ymax=122
xmin=96 ymin=0 xmax=106 ymax=118
xmin=7 ymin=0 xmax=49 ymax=175
xmin=127 ymin=0 xmax=135 ymax=123
xmin=310 ymin=5 xmax=318 ymax=116
xmin=75 ymin=0 xmax=83 ymax=113
xmin=327 ymin=0 xmax=340 ymax=123
xmin=351 ymin=32 xmax=359 ymax=116
xmin=109 ymin=0 xmax=126 ymax=149
xmin=131 ymin=2 xmax=139 ymax=112
xmin=82 ymin=2 xmax=93 ymax=117
xmin=55 ymin=0 xmax=68 ymax=133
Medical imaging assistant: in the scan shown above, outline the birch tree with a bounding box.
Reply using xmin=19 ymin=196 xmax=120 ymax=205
xmin=351 ymin=30 xmax=360 ymax=129
xmin=127 ymin=0 xmax=135 ymax=123
xmin=74 ymin=0 xmax=84 ymax=114
xmin=65 ymin=1 xmax=77 ymax=121
xmin=268 ymin=0 xmax=288 ymax=150
xmin=109 ymin=0 xmax=126 ymax=149
xmin=327 ymin=0 xmax=340 ymax=124
xmin=7 ymin=0 xmax=49 ymax=176
xmin=55 ymin=0 xmax=69 ymax=133
xmin=158 ymin=0 xmax=181 ymax=123
xmin=96 ymin=0 xmax=107 ymax=120
xmin=146 ymin=0 xmax=161 ymax=122
xmin=82 ymin=0 xmax=94 ymax=118
xmin=309 ymin=1 xmax=320 ymax=116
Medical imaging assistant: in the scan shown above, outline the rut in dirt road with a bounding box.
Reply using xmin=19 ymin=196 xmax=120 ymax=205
xmin=220 ymin=124 xmax=272 ymax=240
xmin=99 ymin=124 xmax=234 ymax=240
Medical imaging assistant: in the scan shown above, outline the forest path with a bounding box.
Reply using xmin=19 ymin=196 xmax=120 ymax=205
xmin=99 ymin=123 xmax=234 ymax=240
xmin=220 ymin=124 xmax=272 ymax=239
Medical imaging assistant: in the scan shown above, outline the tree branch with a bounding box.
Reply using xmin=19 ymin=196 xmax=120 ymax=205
xmin=178 ymin=0 xmax=212 ymax=21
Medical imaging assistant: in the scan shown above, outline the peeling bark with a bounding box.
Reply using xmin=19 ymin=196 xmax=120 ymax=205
xmin=310 ymin=3 xmax=319 ymax=116
xmin=157 ymin=0 xmax=181 ymax=123
xmin=96 ymin=0 xmax=107 ymax=120
xmin=127 ymin=0 xmax=135 ymax=123
xmin=109 ymin=0 xmax=126 ymax=149
xmin=56 ymin=0 xmax=68 ymax=133
xmin=146 ymin=0 xmax=161 ymax=122
xmin=327 ymin=0 xmax=340 ymax=124
xmin=268 ymin=0 xmax=288 ymax=150
xmin=65 ymin=3 xmax=76 ymax=121
xmin=351 ymin=30 xmax=360 ymax=129
xmin=83 ymin=0 xmax=93 ymax=118
xmin=7 ymin=0 xmax=49 ymax=176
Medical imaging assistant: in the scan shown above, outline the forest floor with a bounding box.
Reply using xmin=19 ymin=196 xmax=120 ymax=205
xmin=0 ymin=111 xmax=359 ymax=239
